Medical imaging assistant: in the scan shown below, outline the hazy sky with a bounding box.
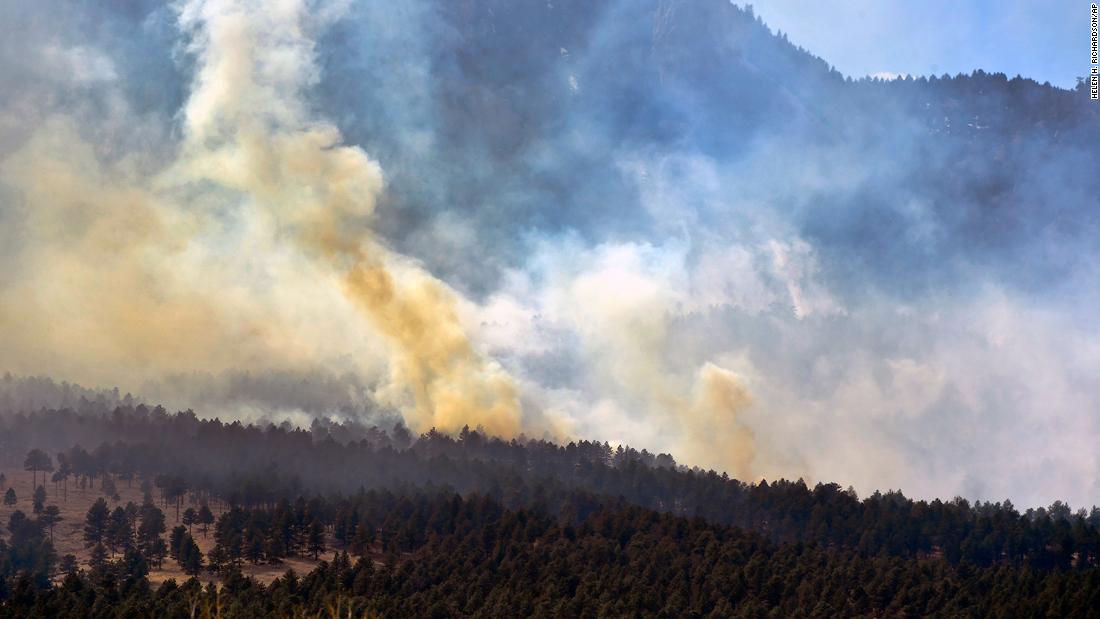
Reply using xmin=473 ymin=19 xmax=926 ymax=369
xmin=752 ymin=0 xmax=1088 ymax=87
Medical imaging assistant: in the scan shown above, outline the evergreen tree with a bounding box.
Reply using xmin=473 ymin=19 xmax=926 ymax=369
xmin=178 ymin=533 xmax=204 ymax=576
xmin=55 ymin=452 xmax=71 ymax=501
xmin=59 ymin=553 xmax=78 ymax=576
xmin=169 ymin=525 xmax=187 ymax=561
xmin=5 ymin=509 xmax=56 ymax=589
xmin=101 ymin=475 xmax=118 ymax=501
xmin=23 ymin=448 xmax=52 ymax=489
xmin=83 ymin=498 xmax=110 ymax=547
xmin=140 ymin=476 xmax=154 ymax=505
xmin=197 ymin=504 xmax=215 ymax=539
xmin=307 ymin=519 xmax=325 ymax=560
xmin=39 ymin=505 xmax=62 ymax=542
xmin=119 ymin=546 xmax=149 ymax=583
xmin=107 ymin=506 xmax=132 ymax=554
xmin=183 ymin=507 xmax=197 ymax=535
xmin=137 ymin=502 xmax=168 ymax=567
xmin=206 ymin=544 xmax=228 ymax=574
xmin=3 ymin=487 xmax=15 ymax=506
xmin=244 ymin=526 xmax=265 ymax=564
xmin=32 ymin=485 xmax=46 ymax=514
xmin=87 ymin=543 xmax=109 ymax=574
xmin=50 ymin=470 xmax=63 ymax=499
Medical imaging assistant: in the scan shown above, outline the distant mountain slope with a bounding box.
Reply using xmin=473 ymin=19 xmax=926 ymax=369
xmin=3 ymin=401 xmax=1098 ymax=571
xmin=319 ymin=0 xmax=1100 ymax=295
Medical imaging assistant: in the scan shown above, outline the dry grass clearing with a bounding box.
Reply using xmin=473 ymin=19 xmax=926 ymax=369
xmin=0 ymin=468 xmax=344 ymax=585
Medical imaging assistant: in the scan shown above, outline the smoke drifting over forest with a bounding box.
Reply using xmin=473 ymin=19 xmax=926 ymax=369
xmin=1 ymin=0 xmax=1099 ymax=506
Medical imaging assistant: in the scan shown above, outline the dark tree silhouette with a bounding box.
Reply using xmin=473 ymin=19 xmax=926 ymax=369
xmin=59 ymin=553 xmax=78 ymax=576
xmin=307 ymin=519 xmax=325 ymax=560
xmin=31 ymin=486 xmax=46 ymax=514
xmin=83 ymin=498 xmax=109 ymax=548
xmin=197 ymin=504 xmax=215 ymax=539
xmin=106 ymin=506 xmax=132 ymax=555
xmin=178 ymin=533 xmax=203 ymax=576
xmin=22 ymin=448 xmax=52 ymax=490
xmin=137 ymin=502 xmax=168 ymax=567
xmin=55 ymin=452 xmax=70 ymax=501
xmin=39 ymin=505 xmax=62 ymax=542
xmin=87 ymin=543 xmax=108 ymax=573
xmin=182 ymin=507 xmax=197 ymax=535
xmin=169 ymin=525 xmax=187 ymax=561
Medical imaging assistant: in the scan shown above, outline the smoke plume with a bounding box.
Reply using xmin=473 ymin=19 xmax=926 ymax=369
xmin=0 ymin=0 xmax=523 ymax=438
xmin=2 ymin=0 xmax=1098 ymax=506
xmin=174 ymin=0 xmax=521 ymax=436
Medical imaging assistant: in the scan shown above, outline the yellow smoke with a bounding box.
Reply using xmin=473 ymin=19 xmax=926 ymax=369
xmin=555 ymin=246 xmax=757 ymax=477
xmin=0 ymin=0 xmax=520 ymax=437
xmin=0 ymin=118 xmax=246 ymax=385
xmin=344 ymin=263 xmax=520 ymax=436
xmin=0 ymin=0 xmax=753 ymax=465
xmin=174 ymin=0 xmax=521 ymax=435
xmin=683 ymin=363 xmax=755 ymax=479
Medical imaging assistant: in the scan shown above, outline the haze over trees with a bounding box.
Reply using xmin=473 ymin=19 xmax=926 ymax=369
xmin=21 ymin=450 xmax=50 ymax=492
xmin=0 ymin=395 xmax=1098 ymax=615
xmin=1 ymin=0 xmax=1099 ymax=615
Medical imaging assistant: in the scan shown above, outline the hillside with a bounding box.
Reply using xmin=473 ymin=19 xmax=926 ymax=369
xmin=318 ymin=0 xmax=1100 ymax=295
xmin=3 ymin=0 xmax=1100 ymax=616
xmin=1 ymin=400 xmax=1099 ymax=615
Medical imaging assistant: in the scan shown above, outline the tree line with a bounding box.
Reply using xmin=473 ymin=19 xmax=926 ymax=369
xmin=3 ymin=490 xmax=1099 ymax=617
xmin=2 ymin=404 xmax=1098 ymax=571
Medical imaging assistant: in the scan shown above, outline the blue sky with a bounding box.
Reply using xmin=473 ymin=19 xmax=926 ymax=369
xmin=751 ymin=0 xmax=1088 ymax=88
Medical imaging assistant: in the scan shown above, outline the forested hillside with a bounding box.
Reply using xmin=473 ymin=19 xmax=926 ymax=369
xmin=3 ymin=402 xmax=1099 ymax=568
xmin=1 ymin=399 xmax=1099 ymax=616
xmin=5 ymin=493 xmax=1099 ymax=617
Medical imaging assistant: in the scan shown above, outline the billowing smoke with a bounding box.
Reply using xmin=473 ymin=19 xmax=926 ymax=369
xmin=0 ymin=0 xmax=524 ymax=438
xmin=174 ymin=0 xmax=521 ymax=436
xmin=2 ymin=0 xmax=1099 ymax=507
xmin=478 ymin=241 xmax=757 ymax=478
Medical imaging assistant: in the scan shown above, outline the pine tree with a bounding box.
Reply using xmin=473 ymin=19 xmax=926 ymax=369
xmin=56 ymin=452 xmax=71 ymax=502
xmin=179 ymin=533 xmax=204 ymax=576
xmin=107 ymin=506 xmax=132 ymax=554
xmin=140 ymin=476 xmax=154 ymax=505
xmin=32 ymin=485 xmax=46 ymax=514
xmin=120 ymin=547 xmax=149 ymax=582
xmin=244 ymin=526 xmax=265 ymax=564
xmin=83 ymin=498 xmax=110 ymax=547
xmin=198 ymin=504 xmax=215 ymax=538
xmin=88 ymin=543 xmax=109 ymax=574
xmin=3 ymin=487 xmax=15 ymax=506
xmin=206 ymin=545 xmax=228 ymax=574
xmin=183 ymin=507 xmax=197 ymax=535
xmin=59 ymin=553 xmax=78 ymax=576
xmin=170 ymin=525 xmax=187 ymax=561
xmin=50 ymin=470 xmax=63 ymax=499
xmin=23 ymin=448 xmax=52 ymax=489
xmin=307 ymin=518 xmax=326 ymax=560
xmin=40 ymin=505 xmax=62 ymax=541
xmin=138 ymin=502 xmax=168 ymax=567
